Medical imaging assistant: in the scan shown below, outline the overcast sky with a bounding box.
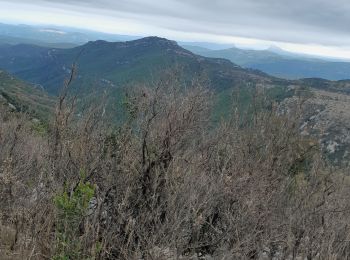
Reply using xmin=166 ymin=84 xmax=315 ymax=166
xmin=1 ymin=0 xmax=350 ymax=58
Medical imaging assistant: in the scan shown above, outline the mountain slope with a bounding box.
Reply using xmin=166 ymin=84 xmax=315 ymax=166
xmin=0 ymin=37 xmax=287 ymax=95
xmin=0 ymin=70 xmax=54 ymax=119
xmin=184 ymin=45 xmax=350 ymax=80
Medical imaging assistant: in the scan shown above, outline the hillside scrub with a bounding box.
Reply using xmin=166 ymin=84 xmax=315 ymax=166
xmin=1 ymin=71 xmax=350 ymax=259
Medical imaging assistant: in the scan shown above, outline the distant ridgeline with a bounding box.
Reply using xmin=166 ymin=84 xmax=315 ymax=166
xmin=183 ymin=45 xmax=350 ymax=81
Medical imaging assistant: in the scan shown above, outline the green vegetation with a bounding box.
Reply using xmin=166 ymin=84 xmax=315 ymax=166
xmin=213 ymin=84 xmax=294 ymax=121
xmin=53 ymin=178 xmax=95 ymax=260
xmin=0 ymin=70 xmax=54 ymax=120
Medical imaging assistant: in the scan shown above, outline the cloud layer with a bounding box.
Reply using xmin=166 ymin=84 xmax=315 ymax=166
xmin=1 ymin=0 xmax=350 ymax=58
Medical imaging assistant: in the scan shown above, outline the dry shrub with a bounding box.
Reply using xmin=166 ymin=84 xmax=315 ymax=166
xmin=1 ymin=71 xmax=350 ymax=259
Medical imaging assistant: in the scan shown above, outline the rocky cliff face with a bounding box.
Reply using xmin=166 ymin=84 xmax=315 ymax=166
xmin=282 ymin=87 xmax=350 ymax=165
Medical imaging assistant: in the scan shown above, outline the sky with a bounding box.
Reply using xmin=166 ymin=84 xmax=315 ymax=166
xmin=1 ymin=0 xmax=350 ymax=59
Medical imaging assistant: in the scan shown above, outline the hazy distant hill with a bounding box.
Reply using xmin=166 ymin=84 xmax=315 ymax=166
xmin=184 ymin=45 xmax=350 ymax=80
xmin=0 ymin=35 xmax=78 ymax=49
xmin=0 ymin=23 xmax=139 ymax=47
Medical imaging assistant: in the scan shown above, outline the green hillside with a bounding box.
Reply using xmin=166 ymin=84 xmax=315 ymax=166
xmin=1 ymin=37 xmax=346 ymax=125
xmin=0 ymin=70 xmax=54 ymax=119
xmin=0 ymin=37 xmax=289 ymax=96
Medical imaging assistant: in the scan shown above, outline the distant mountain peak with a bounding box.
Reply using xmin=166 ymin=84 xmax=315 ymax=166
xmin=137 ymin=36 xmax=170 ymax=42
xmin=85 ymin=36 xmax=179 ymax=49
xmin=266 ymin=45 xmax=286 ymax=53
xmin=130 ymin=36 xmax=179 ymax=47
xmin=86 ymin=39 xmax=108 ymax=45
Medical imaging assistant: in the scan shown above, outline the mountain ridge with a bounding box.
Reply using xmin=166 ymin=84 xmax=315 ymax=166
xmin=0 ymin=36 xmax=283 ymax=96
xmin=184 ymin=45 xmax=350 ymax=80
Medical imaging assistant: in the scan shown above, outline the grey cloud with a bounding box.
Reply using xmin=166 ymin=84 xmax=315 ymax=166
xmin=8 ymin=0 xmax=350 ymax=46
